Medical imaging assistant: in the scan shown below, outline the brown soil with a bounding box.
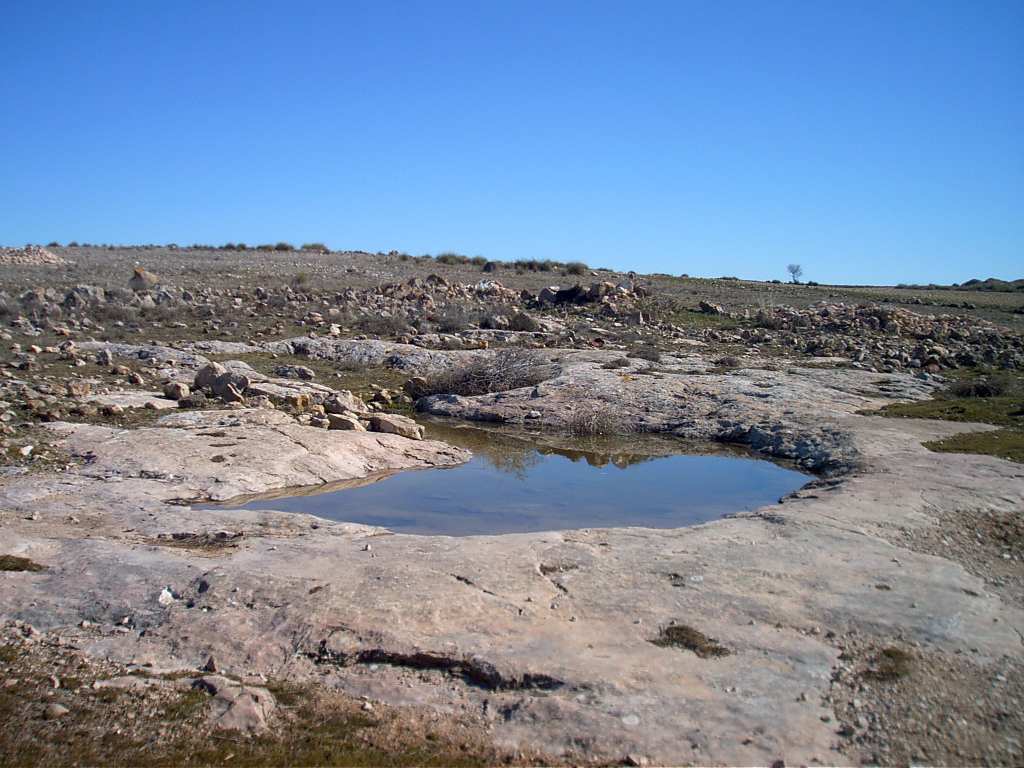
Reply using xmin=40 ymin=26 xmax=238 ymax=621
xmin=0 ymin=626 xmax=546 ymax=767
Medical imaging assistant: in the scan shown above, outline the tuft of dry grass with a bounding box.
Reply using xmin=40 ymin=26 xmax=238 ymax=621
xmin=863 ymin=646 xmax=914 ymax=681
xmin=650 ymin=624 xmax=730 ymax=658
xmin=565 ymin=404 xmax=628 ymax=436
xmin=0 ymin=555 xmax=46 ymax=572
xmin=414 ymin=350 xmax=553 ymax=399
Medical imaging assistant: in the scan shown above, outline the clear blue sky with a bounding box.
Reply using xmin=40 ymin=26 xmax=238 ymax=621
xmin=2 ymin=1 xmax=1021 ymax=284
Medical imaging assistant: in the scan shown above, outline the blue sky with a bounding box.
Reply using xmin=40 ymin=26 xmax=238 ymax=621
xmin=2 ymin=1 xmax=1021 ymax=284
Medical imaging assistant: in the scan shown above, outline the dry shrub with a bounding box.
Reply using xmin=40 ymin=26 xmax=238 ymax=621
xmin=509 ymin=312 xmax=540 ymax=332
xmin=437 ymin=305 xmax=479 ymax=333
xmin=627 ymin=345 xmax=662 ymax=362
xmin=565 ymin=403 xmax=628 ymax=436
xmin=355 ymin=314 xmax=412 ymax=337
xmin=416 ymin=349 xmax=553 ymax=398
xmin=950 ymin=377 xmax=1010 ymax=398
xmin=601 ymin=357 xmax=631 ymax=370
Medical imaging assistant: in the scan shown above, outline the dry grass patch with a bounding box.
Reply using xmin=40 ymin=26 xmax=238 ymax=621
xmin=650 ymin=623 xmax=731 ymax=658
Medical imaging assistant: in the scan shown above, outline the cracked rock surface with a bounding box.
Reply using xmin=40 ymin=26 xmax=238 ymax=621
xmin=1 ymin=339 xmax=1022 ymax=765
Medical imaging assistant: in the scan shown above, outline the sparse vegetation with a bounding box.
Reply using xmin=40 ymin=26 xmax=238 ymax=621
xmin=0 ymin=644 xmax=504 ymax=768
xmin=601 ymin=357 xmax=631 ymax=370
xmin=513 ymin=258 xmax=559 ymax=273
xmin=878 ymin=369 xmax=1024 ymax=462
xmin=714 ymin=355 xmax=742 ymax=369
xmin=565 ymin=404 xmax=627 ymax=436
xmin=435 ymin=252 xmax=470 ymax=265
xmin=0 ymin=555 xmax=46 ymax=572
xmin=650 ymin=624 xmax=730 ymax=658
xmin=787 ymin=263 xmax=803 ymax=284
xmin=564 ymin=261 xmax=588 ymax=276
xmin=508 ymin=311 xmax=540 ymax=332
xmin=863 ymin=646 xmax=914 ymax=681
xmin=355 ymin=314 xmax=413 ymax=337
xmin=413 ymin=350 xmax=553 ymax=399
xmin=301 ymin=242 xmax=329 ymax=252
xmin=627 ymin=345 xmax=662 ymax=363
xmin=437 ymin=305 xmax=478 ymax=333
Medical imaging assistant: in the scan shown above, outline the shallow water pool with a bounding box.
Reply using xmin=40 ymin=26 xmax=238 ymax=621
xmin=207 ymin=420 xmax=808 ymax=536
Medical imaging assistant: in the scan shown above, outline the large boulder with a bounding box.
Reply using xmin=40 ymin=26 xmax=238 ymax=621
xmin=193 ymin=362 xmax=226 ymax=390
xmin=538 ymin=286 xmax=560 ymax=305
xmin=192 ymin=676 xmax=276 ymax=734
xmin=163 ymin=381 xmax=190 ymax=401
xmin=326 ymin=413 xmax=366 ymax=431
xmin=367 ymin=413 xmax=424 ymax=440
xmin=323 ymin=391 xmax=369 ymax=415
xmin=212 ymin=371 xmax=250 ymax=398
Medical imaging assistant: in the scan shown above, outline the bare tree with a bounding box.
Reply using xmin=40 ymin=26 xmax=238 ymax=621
xmin=787 ymin=263 xmax=803 ymax=284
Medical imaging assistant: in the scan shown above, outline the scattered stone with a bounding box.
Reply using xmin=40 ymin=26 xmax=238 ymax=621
xmin=327 ymin=413 xmax=366 ymax=431
xmin=65 ymin=380 xmax=91 ymax=398
xmin=274 ymin=364 xmax=315 ymax=380
xmin=367 ymin=413 xmax=424 ymax=440
xmin=43 ymin=703 xmax=69 ymax=720
xmin=128 ymin=267 xmax=160 ymax=291
xmin=163 ymin=381 xmax=190 ymax=401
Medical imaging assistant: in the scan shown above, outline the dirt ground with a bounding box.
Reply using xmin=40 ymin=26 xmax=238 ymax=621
xmin=0 ymin=626 xmax=537 ymax=768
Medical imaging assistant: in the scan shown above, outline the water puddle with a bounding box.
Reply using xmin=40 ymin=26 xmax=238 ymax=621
xmin=205 ymin=419 xmax=809 ymax=536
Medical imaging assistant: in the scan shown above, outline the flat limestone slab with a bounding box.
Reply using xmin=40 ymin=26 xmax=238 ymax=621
xmin=87 ymin=391 xmax=178 ymax=410
xmin=48 ymin=407 xmax=469 ymax=501
xmin=2 ymin=342 xmax=1022 ymax=765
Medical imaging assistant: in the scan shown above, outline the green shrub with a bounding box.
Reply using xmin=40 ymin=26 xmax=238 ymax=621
xmin=436 ymin=252 xmax=470 ymax=265
xmin=274 ymin=242 xmax=295 ymax=252
xmin=565 ymin=261 xmax=588 ymax=276
xmin=514 ymin=258 xmax=561 ymax=272
xmin=301 ymin=242 xmax=329 ymax=252
xmin=950 ymin=377 xmax=1010 ymax=398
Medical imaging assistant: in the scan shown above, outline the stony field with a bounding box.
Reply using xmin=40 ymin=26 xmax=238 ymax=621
xmin=1 ymin=245 xmax=1022 ymax=766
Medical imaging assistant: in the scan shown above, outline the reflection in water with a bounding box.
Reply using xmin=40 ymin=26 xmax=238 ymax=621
xmin=418 ymin=419 xmax=701 ymax=476
xmin=206 ymin=419 xmax=810 ymax=536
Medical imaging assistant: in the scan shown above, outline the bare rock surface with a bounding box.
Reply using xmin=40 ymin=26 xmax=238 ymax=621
xmin=1 ymin=339 xmax=1022 ymax=765
xmin=48 ymin=407 xmax=468 ymax=501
